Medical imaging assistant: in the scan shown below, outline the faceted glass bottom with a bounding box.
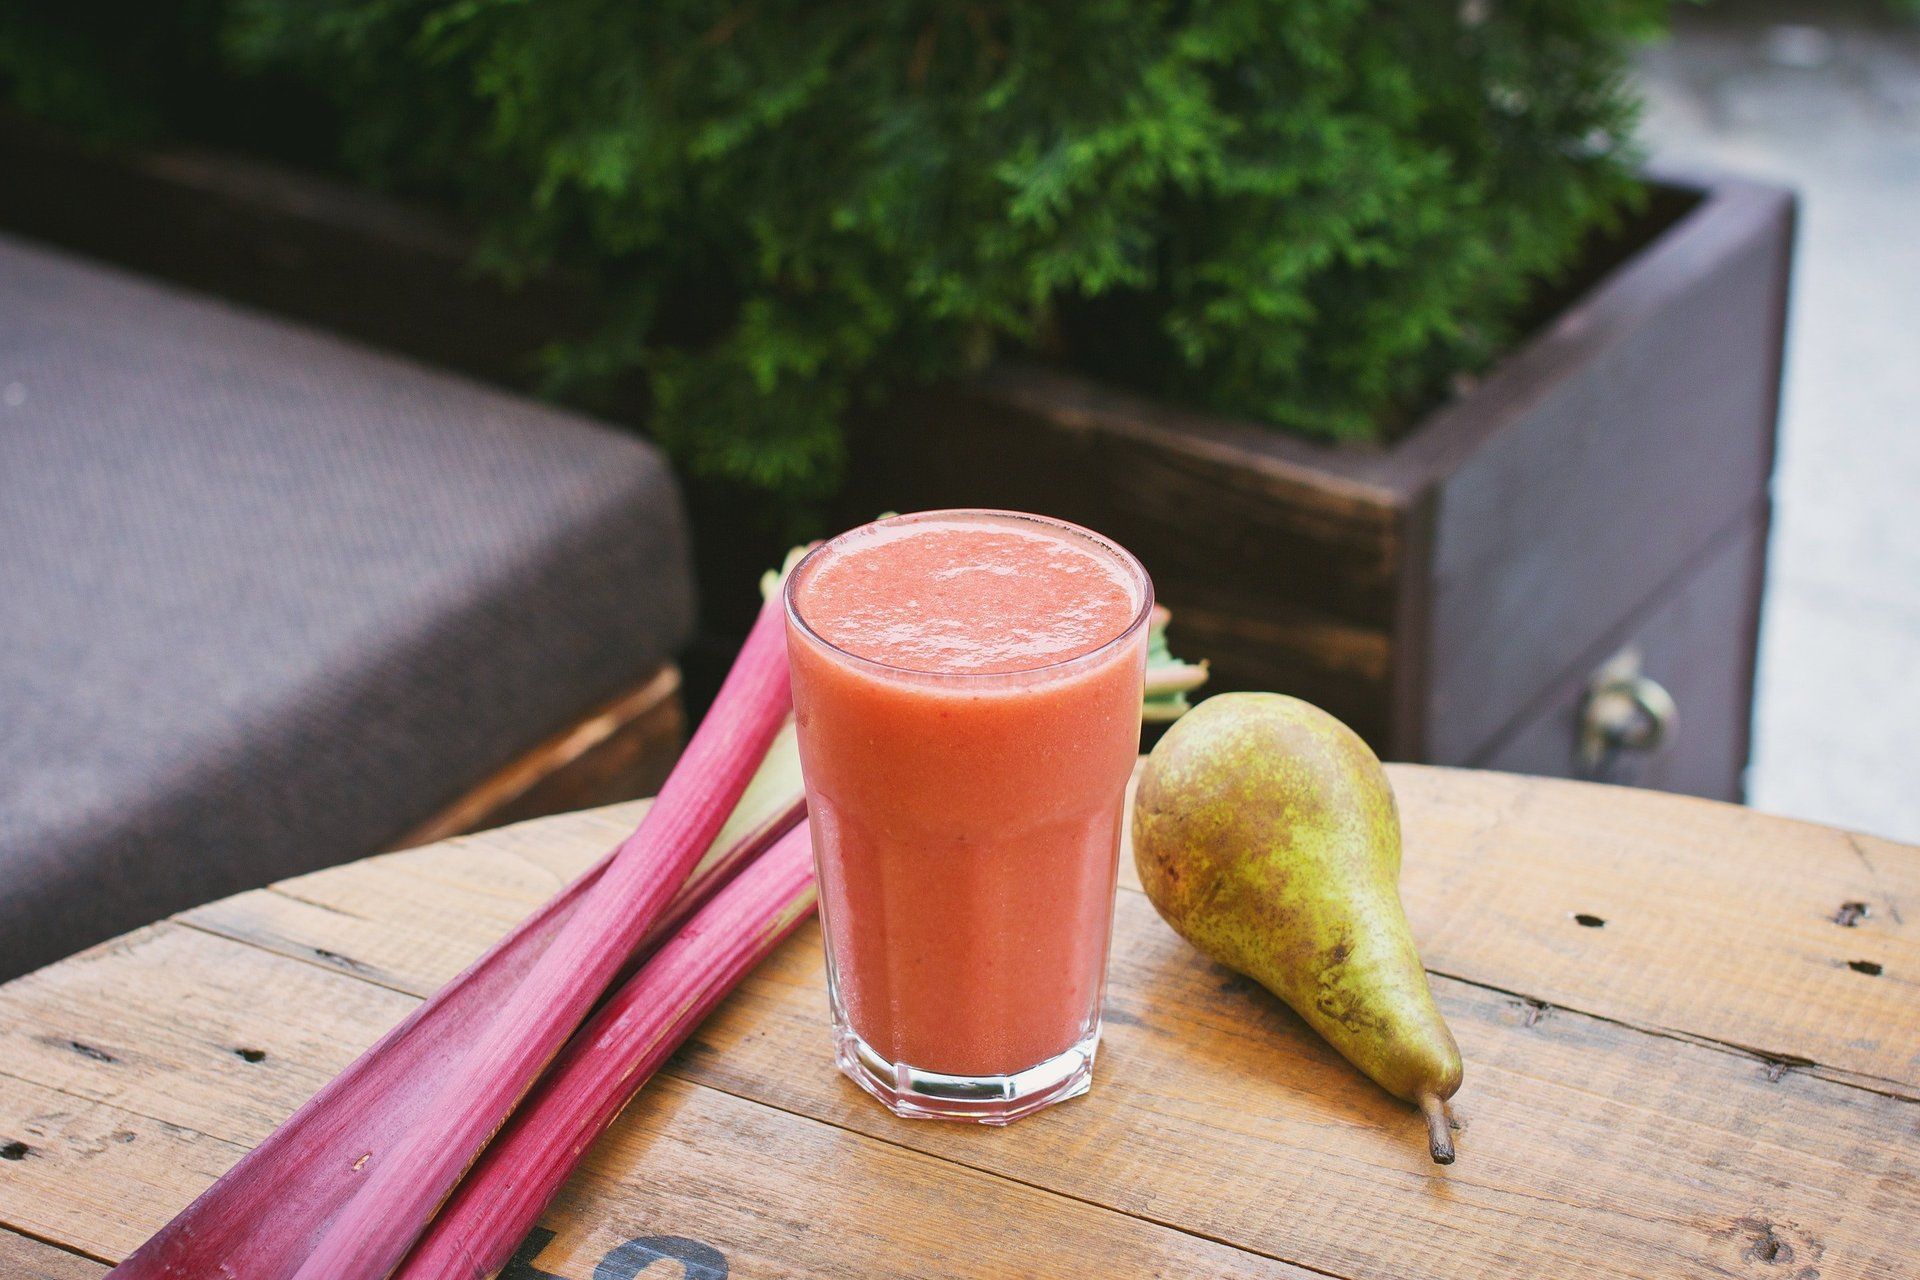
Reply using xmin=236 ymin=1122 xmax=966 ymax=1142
xmin=830 ymin=1016 xmax=1100 ymax=1126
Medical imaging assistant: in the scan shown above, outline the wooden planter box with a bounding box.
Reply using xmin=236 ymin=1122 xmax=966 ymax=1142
xmin=841 ymin=174 xmax=1794 ymax=800
xmin=0 ymin=119 xmax=1792 ymax=800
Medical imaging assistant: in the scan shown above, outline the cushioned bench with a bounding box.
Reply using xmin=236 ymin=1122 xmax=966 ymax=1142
xmin=0 ymin=235 xmax=696 ymax=980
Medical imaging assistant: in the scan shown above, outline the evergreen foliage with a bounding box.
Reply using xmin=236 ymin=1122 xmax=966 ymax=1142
xmin=6 ymin=2 xmax=1665 ymax=504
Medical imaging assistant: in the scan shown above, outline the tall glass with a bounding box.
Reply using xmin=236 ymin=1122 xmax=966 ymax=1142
xmin=783 ymin=510 xmax=1152 ymax=1123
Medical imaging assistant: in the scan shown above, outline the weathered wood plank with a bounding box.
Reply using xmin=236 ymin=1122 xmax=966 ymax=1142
xmin=178 ymin=802 xmax=645 ymax=995
xmin=0 ymin=1228 xmax=109 ymax=1279
xmin=201 ymin=765 xmax=1919 ymax=1094
xmin=676 ymin=897 xmax=1919 ymax=1280
xmin=1389 ymin=766 xmax=1920 ymax=1091
xmin=0 ymin=945 xmax=1303 ymax=1278
xmin=17 ymin=791 xmax=1917 ymax=1277
xmin=169 ymin=880 xmax=1920 ymax=1278
xmin=6 ymin=768 xmax=1915 ymax=1278
xmin=1122 ymin=765 xmax=1920 ymax=1092
xmin=517 ymin=1075 xmax=1312 ymax=1280
xmin=0 ymin=1072 xmax=248 ymax=1261
xmin=0 ymin=925 xmax=415 ymax=1144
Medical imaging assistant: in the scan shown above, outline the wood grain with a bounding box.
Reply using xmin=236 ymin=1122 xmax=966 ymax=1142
xmin=0 ymin=925 xmax=417 ymax=1143
xmin=681 ymin=911 xmax=1920 ymax=1279
xmin=0 ymin=930 xmax=1301 ymax=1277
xmin=0 ymin=1071 xmax=248 ymax=1261
xmin=1389 ymin=767 xmax=1920 ymax=1094
xmin=2 ymin=767 xmax=1914 ymax=1278
xmin=197 ymin=766 xmax=1920 ymax=1094
xmin=0 ymin=1229 xmax=108 ymax=1280
xmin=522 ymin=1075 xmax=1314 ymax=1280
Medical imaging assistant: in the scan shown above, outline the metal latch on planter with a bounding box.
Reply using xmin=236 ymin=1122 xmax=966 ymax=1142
xmin=1580 ymin=646 xmax=1678 ymax=777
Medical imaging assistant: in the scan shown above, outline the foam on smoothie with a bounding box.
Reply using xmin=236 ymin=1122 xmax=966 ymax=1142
xmin=795 ymin=517 xmax=1140 ymax=675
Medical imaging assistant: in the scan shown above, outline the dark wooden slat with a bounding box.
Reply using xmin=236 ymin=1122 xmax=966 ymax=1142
xmin=846 ymin=374 xmax=1405 ymax=743
xmin=1472 ymin=512 xmax=1766 ymax=798
xmin=1418 ymin=180 xmax=1793 ymax=763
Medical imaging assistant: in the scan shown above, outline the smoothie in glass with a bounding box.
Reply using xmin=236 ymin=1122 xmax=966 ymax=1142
xmin=784 ymin=510 xmax=1151 ymax=1123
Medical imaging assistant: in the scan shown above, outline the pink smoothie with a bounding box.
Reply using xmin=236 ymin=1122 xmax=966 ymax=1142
xmin=786 ymin=512 xmax=1150 ymax=1079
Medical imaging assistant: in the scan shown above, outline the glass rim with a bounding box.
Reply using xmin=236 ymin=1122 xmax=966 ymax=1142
xmin=783 ymin=508 xmax=1155 ymax=683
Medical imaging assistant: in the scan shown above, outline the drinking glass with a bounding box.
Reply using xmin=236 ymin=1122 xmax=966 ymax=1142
xmin=783 ymin=510 xmax=1152 ymax=1123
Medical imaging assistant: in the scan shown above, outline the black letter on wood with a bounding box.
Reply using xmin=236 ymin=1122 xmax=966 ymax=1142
xmin=501 ymin=1228 xmax=564 ymax=1280
xmin=597 ymin=1235 xmax=730 ymax=1280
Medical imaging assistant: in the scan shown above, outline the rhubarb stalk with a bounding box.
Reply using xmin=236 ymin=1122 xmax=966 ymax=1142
xmin=114 ymin=578 xmax=1200 ymax=1279
xmin=287 ymin=598 xmax=794 ymax=1280
xmin=112 ymin=604 xmax=800 ymax=1280
xmin=396 ymin=821 xmax=817 ymax=1279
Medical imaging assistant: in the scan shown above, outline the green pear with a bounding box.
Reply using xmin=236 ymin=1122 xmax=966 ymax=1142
xmin=1133 ymin=692 xmax=1464 ymax=1162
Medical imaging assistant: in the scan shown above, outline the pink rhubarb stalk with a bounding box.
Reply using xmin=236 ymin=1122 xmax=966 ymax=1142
xmin=112 ymin=602 xmax=799 ymax=1280
xmin=397 ymin=821 xmax=817 ymax=1278
xmin=288 ymin=598 xmax=793 ymax=1280
xmin=111 ymin=791 xmax=802 ymax=1280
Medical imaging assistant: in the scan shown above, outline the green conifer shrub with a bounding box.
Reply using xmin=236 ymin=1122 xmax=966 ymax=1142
xmin=8 ymin=2 xmax=1666 ymax=505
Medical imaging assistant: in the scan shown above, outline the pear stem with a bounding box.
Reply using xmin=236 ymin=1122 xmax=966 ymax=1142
xmin=1420 ymin=1094 xmax=1456 ymax=1165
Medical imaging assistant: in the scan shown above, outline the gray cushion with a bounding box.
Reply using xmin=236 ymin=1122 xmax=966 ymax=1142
xmin=0 ymin=234 xmax=695 ymax=979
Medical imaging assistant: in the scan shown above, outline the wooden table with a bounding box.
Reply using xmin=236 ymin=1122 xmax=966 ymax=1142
xmin=2 ymin=767 xmax=1915 ymax=1279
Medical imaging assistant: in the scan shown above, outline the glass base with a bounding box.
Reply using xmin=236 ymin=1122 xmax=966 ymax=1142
xmin=832 ymin=1022 xmax=1099 ymax=1125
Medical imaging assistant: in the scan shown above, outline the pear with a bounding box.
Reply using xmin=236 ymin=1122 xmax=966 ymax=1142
xmin=1133 ymin=692 xmax=1464 ymax=1162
